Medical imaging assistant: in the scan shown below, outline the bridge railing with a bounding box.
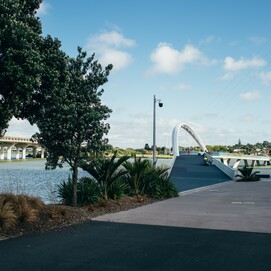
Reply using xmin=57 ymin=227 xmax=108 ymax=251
xmin=206 ymin=153 xmax=236 ymax=180
xmin=211 ymin=152 xmax=270 ymax=160
xmin=0 ymin=136 xmax=38 ymax=144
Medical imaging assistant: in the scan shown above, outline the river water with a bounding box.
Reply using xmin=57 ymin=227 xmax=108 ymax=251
xmin=0 ymin=157 xmax=269 ymax=204
xmin=0 ymin=159 xmax=90 ymax=204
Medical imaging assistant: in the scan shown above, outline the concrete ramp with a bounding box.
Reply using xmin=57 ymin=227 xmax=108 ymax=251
xmin=170 ymin=155 xmax=232 ymax=192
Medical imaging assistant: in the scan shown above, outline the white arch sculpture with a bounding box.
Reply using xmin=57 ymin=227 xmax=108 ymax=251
xmin=172 ymin=123 xmax=208 ymax=157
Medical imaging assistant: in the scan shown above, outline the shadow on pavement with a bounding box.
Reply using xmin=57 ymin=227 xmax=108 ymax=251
xmin=0 ymin=221 xmax=271 ymax=271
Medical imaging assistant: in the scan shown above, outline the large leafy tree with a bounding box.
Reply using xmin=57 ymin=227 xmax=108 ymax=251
xmin=34 ymin=48 xmax=113 ymax=206
xmin=21 ymin=35 xmax=69 ymax=122
xmin=0 ymin=0 xmax=43 ymax=135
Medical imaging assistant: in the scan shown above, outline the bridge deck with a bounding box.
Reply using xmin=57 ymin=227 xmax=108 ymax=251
xmin=170 ymin=155 xmax=232 ymax=192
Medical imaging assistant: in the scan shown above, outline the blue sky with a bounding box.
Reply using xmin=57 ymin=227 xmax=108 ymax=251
xmin=7 ymin=0 xmax=271 ymax=149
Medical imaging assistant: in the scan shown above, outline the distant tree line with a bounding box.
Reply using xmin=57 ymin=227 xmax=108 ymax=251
xmin=106 ymin=140 xmax=271 ymax=157
xmin=182 ymin=141 xmax=271 ymax=155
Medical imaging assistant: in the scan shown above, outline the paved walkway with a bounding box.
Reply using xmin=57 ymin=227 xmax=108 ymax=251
xmin=170 ymin=155 xmax=231 ymax=191
xmin=1 ymin=180 xmax=271 ymax=270
xmin=94 ymin=180 xmax=271 ymax=233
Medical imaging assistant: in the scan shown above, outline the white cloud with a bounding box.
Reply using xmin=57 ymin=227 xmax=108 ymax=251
xmin=99 ymin=49 xmax=133 ymax=71
xmin=146 ymin=43 xmax=206 ymax=76
xmin=260 ymin=71 xmax=271 ymax=86
xmin=86 ymin=31 xmax=136 ymax=71
xmin=36 ymin=2 xmax=50 ymax=16
xmin=5 ymin=118 xmax=38 ymax=137
xmin=220 ymin=73 xmax=235 ymax=81
xmin=223 ymin=56 xmax=266 ymax=72
xmin=91 ymin=31 xmax=135 ymax=48
xmin=239 ymin=91 xmax=262 ymax=100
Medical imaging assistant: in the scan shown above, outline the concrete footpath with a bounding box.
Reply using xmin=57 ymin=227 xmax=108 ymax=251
xmin=94 ymin=180 xmax=271 ymax=233
xmin=0 ymin=181 xmax=271 ymax=270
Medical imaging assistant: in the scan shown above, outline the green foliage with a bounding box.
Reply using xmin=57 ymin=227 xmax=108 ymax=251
xmin=235 ymin=166 xmax=260 ymax=182
xmin=144 ymin=143 xmax=151 ymax=150
xmin=122 ymin=157 xmax=178 ymax=199
xmin=142 ymin=165 xmax=178 ymax=199
xmin=146 ymin=176 xmax=178 ymax=199
xmin=123 ymin=157 xmax=153 ymax=195
xmin=108 ymin=178 xmax=130 ymax=200
xmin=33 ymin=48 xmax=113 ymax=206
xmin=0 ymin=0 xmax=43 ymax=134
xmin=80 ymin=152 xmax=129 ymax=200
xmin=77 ymin=177 xmax=100 ymax=205
xmin=59 ymin=157 xmax=178 ymax=206
xmin=57 ymin=176 xmax=74 ymax=205
xmin=58 ymin=177 xmax=100 ymax=206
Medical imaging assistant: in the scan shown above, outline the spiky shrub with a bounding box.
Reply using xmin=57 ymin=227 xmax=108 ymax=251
xmin=122 ymin=158 xmax=153 ymax=195
xmin=108 ymin=177 xmax=131 ymax=200
xmin=0 ymin=200 xmax=16 ymax=229
xmin=12 ymin=195 xmax=38 ymax=223
xmin=148 ymin=176 xmax=178 ymax=199
xmin=58 ymin=176 xmax=74 ymax=205
xmin=80 ymin=152 xmax=129 ymax=200
xmin=26 ymin=196 xmax=45 ymax=210
xmin=0 ymin=194 xmax=39 ymax=224
xmin=235 ymin=166 xmax=260 ymax=182
xmin=58 ymin=177 xmax=100 ymax=206
xmin=1 ymin=193 xmax=17 ymax=205
xmin=144 ymin=166 xmax=178 ymax=199
xmin=79 ymin=177 xmax=100 ymax=205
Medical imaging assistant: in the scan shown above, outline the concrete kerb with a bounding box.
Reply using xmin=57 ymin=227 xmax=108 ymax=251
xmin=179 ymin=180 xmax=233 ymax=196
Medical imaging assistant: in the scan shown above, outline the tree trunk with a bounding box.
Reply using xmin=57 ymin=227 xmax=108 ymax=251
xmin=72 ymin=166 xmax=78 ymax=206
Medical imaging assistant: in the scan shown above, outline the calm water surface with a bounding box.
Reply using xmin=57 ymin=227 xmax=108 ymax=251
xmin=0 ymin=159 xmax=90 ymax=204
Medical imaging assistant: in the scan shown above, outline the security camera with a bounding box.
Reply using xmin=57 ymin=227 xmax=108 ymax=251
xmin=158 ymin=102 xmax=163 ymax=107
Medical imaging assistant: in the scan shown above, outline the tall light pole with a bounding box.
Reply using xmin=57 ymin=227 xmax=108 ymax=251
xmin=153 ymin=95 xmax=163 ymax=167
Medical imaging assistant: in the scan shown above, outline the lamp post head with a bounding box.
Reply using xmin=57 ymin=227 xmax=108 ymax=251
xmin=158 ymin=102 xmax=163 ymax=108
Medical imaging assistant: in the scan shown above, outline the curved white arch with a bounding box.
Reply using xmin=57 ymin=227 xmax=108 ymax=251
xmin=172 ymin=123 xmax=208 ymax=156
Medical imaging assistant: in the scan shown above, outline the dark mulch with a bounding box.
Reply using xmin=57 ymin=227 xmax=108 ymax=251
xmin=0 ymin=196 xmax=158 ymax=240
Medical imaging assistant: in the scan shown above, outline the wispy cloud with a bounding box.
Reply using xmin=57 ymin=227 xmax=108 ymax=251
xmin=260 ymin=71 xmax=271 ymax=86
xmin=146 ymin=43 xmax=214 ymax=76
xmin=240 ymin=91 xmax=262 ymax=100
xmin=200 ymin=35 xmax=221 ymax=45
xmin=221 ymin=56 xmax=267 ymax=81
xmin=86 ymin=31 xmax=136 ymax=71
xmin=223 ymin=56 xmax=266 ymax=72
xmin=36 ymin=2 xmax=50 ymax=16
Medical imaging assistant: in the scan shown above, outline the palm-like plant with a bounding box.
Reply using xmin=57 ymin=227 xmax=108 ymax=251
xmin=235 ymin=166 xmax=260 ymax=182
xmin=143 ymin=165 xmax=178 ymax=199
xmin=80 ymin=152 xmax=129 ymax=200
xmin=123 ymin=157 xmax=154 ymax=195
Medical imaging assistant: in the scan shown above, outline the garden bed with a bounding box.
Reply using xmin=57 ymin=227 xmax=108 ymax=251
xmin=0 ymin=195 xmax=158 ymax=240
